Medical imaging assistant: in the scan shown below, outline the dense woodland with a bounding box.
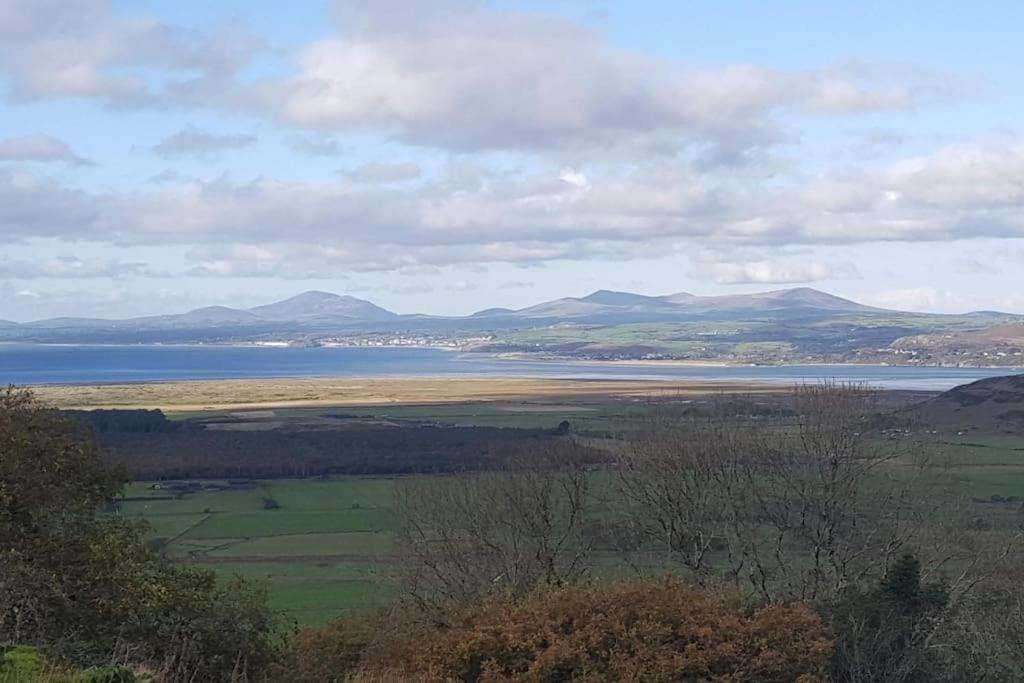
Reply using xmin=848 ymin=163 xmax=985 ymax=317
xmin=78 ymin=414 xmax=589 ymax=479
xmin=5 ymin=385 xmax=1024 ymax=681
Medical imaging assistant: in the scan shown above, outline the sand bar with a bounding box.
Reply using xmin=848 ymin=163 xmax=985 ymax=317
xmin=30 ymin=376 xmax=783 ymax=411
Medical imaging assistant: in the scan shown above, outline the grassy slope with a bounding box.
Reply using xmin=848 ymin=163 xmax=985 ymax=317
xmin=490 ymin=312 xmax=1018 ymax=357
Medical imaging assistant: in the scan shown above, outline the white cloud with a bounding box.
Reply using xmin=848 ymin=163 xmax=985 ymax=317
xmin=271 ymin=1 xmax=960 ymax=154
xmin=152 ymin=125 xmax=256 ymax=160
xmin=286 ymin=135 xmax=344 ymax=157
xmin=559 ymin=169 xmax=589 ymax=189
xmin=0 ymin=1 xmax=964 ymax=165
xmin=0 ymin=1 xmax=1014 ymax=296
xmin=345 ymin=162 xmax=421 ymax=183
xmin=860 ymin=287 xmax=1024 ymax=314
xmin=0 ymin=135 xmax=92 ymax=165
xmin=0 ymin=0 xmax=262 ymax=106
xmin=445 ymin=279 xmax=477 ymax=292
xmin=5 ymin=136 xmax=1024 ymax=277
xmin=698 ymin=257 xmax=858 ymax=285
xmin=0 ymin=256 xmax=164 ymax=279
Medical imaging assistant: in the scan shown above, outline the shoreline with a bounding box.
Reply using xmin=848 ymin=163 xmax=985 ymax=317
xmin=2 ymin=342 xmax=1019 ymax=372
xmin=489 ymin=351 xmax=1023 ymax=371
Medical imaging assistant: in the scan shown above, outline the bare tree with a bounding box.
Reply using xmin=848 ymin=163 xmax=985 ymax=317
xmin=615 ymin=383 xmax=957 ymax=603
xmin=613 ymin=401 xmax=750 ymax=584
xmin=396 ymin=440 xmax=594 ymax=611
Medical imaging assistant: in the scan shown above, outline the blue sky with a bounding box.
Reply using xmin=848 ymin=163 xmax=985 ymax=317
xmin=2 ymin=0 xmax=1023 ymax=320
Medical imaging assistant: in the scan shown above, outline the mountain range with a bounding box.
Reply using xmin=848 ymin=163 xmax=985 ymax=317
xmin=482 ymin=287 xmax=881 ymax=321
xmin=1 ymin=288 xmax=1020 ymax=357
xmin=4 ymin=287 xmax=880 ymax=331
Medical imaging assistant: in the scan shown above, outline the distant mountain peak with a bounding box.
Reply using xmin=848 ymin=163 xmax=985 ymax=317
xmin=772 ymin=287 xmax=844 ymax=300
xmin=486 ymin=286 xmax=879 ymax=320
xmin=147 ymin=305 xmax=259 ymax=325
xmin=701 ymin=287 xmax=878 ymax=313
xmin=248 ymin=291 xmax=396 ymax=321
xmin=272 ymin=290 xmax=356 ymax=304
xmin=578 ymin=290 xmax=659 ymax=306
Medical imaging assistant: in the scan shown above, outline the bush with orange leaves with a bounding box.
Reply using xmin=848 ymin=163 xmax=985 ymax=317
xmin=282 ymin=578 xmax=832 ymax=682
xmin=272 ymin=615 xmax=377 ymax=682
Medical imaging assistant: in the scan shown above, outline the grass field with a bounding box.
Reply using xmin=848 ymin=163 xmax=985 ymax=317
xmin=118 ymin=478 xmax=402 ymax=625
xmin=118 ymin=426 xmax=1024 ymax=627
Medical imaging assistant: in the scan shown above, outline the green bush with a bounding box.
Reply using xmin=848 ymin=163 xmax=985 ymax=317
xmin=1 ymin=645 xmax=46 ymax=679
xmin=74 ymin=666 xmax=136 ymax=683
xmin=828 ymin=554 xmax=950 ymax=682
xmin=1 ymin=388 xmax=277 ymax=681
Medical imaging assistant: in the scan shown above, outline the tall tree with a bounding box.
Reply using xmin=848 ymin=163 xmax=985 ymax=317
xmin=0 ymin=387 xmax=276 ymax=681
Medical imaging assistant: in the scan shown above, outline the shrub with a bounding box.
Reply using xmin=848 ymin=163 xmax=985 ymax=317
xmin=300 ymin=579 xmax=832 ymax=682
xmin=273 ymin=616 xmax=377 ymax=682
xmin=0 ymin=645 xmax=46 ymax=678
xmin=827 ymin=554 xmax=950 ymax=682
xmin=75 ymin=665 xmax=137 ymax=683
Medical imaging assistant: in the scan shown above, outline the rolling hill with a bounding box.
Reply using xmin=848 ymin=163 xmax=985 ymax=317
xmin=0 ymin=292 xmax=399 ymax=343
xmin=906 ymin=374 xmax=1024 ymax=433
xmin=475 ymin=287 xmax=879 ymax=322
xmin=893 ymin=323 xmax=1024 ymax=352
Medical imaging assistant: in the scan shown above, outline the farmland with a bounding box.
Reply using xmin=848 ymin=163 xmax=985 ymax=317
xmin=105 ymin=397 xmax=656 ymax=625
xmin=80 ymin=373 xmax=1024 ymax=626
xmin=118 ymin=478 xmax=400 ymax=625
xmin=116 ymin=420 xmax=1024 ymax=626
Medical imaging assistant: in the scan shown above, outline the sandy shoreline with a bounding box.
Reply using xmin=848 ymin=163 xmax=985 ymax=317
xmin=30 ymin=376 xmax=786 ymax=411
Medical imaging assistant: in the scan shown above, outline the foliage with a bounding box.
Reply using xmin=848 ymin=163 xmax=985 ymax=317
xmin=1 ymin=645 xmax=46 ymax=680
xmin=0 ymin=388 xmax=277 ymax=681
xmin=333 ymin=579 xmax=832 ymax=682
xmin=75 ymin=665 xmax=138 ymax=683
xmin=94 ymin=422 xmax=597 ymax=480
xmin=61 ymin=409 xmax=193 ymax=434
xmin=827 ymin=554 xmax=950 ymax=683
xmin=0 ymin=646 xmax=138 ymax=682
xmin=271 ymin=616 xmax=376 ymax=683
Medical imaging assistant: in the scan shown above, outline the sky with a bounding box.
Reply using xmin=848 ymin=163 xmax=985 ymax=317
xmin=2 ymin=0 xmax=1024 ymax=321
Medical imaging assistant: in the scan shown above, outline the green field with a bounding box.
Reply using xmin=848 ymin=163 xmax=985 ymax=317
xmin=118 ymin=478 xmax=402 ymax=625
xmin=117 ymin=427 xmax=1024 ymax=627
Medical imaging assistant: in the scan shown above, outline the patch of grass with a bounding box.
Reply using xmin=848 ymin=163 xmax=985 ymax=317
xmin=199 ymin=560 xmax=394 ymax=625
xmin=185 ymin=510 xmax=396 ymax=539
xmin=200 ymin=531 xmax=396 ymax=558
